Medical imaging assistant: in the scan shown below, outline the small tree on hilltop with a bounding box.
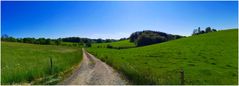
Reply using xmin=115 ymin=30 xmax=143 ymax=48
xmin=212 ymin=29 xmax=217 ymax=32
xmin=205 ymin=27 xmax=212 ymax=33
xmin=192 ymin=29 xmax=197 ymax=35
xmin=197 ymin=27 xmax=201 ymax=34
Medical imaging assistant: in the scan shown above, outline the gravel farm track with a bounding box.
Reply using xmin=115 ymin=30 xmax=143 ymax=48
xmin=60 ymin=48 xmax=127 ymax=85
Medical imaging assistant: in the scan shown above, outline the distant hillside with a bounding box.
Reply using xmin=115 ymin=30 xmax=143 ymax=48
xmin=87 ymin=29 xmax=238 ymax=84
xmin=129 ymin=30 xmax=184 ymax=46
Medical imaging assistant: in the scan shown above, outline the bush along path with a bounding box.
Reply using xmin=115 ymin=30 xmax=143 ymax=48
xmin=60 ymin=48 xmax=127 ymax=85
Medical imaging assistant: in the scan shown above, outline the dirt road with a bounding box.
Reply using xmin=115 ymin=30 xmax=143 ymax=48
xmin=60 ymin=48 xmax=127 ymax=85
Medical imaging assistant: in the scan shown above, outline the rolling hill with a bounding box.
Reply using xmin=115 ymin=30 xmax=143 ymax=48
xmin=87 ymin=29 xmax=238 ymax=84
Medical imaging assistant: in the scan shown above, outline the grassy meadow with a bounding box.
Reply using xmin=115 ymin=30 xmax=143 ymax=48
xmin=1 ymin=42 xmax=82 ymax=84
xmin=87 ymin=29 xmax=238 ymax=84
xmin=92 ymin=40 xmax=136 ymax=49
xmin=60 ymin=42 xmax=83 ymax=47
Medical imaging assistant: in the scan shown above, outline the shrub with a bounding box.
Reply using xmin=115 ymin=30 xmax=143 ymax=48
xmin=106 ymin=44 xmax=113 ymax=48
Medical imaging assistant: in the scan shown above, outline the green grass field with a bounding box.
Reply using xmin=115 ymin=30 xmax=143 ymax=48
xmin=87 ymin=29 xmax=238 ymax=85
xmin=60 ymin=42 xmax=83 ymax=47
xmin=92 ymin=40 xmax=136 ymax=49
xmin=1 ymin=42 xmax=82 ymax=84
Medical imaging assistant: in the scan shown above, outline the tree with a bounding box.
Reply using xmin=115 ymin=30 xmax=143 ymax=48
xmin=17 ymin=38 xmax=23 ymax=43
xmin=129 ymin=30 xmax=183 ymax=46
xmin=174 ymin=35 xmax=184 ymax=39
xmin=1 ymin=34 xmax=17 ymax=42
xmin=62 ymin=37 xmax=81 ymax=43
xmin=45 ymin=39 xmax=51 ymax=45
xmin=200 ymin=30 xmax=205 ymax=34
xmin=136 ymin=33 xmax=167 ymax=46
xmin=212 ymin=29 xmax=217 ymax=32
xmin=205 ymin=27 xmax=212 ymax=33
xmin=192 ymin=27 xmax=217 ymax=36
xmin=197 ymin=27 xmax=201 ymax=34
xmin=37 ymin=38 xmax=46 ymax=44
xmin=119 ymin=38 xmax=127 ymax=41
xmin=192 ymin=29 xmax=197 ymax=35
xmin=7 ymin=37 xmax=17 ymax=42
xmin=105 ymin=39 xmax=112 ymax=43
xmin=192 ymin=27 xmax=202 ymax=35
xmin=85 ymin=42 xmax=91 ymax=47
xmin=96 ymin=38 xmax=103 ymax=43
xmin=106 ymin=44 xmax=113 ymax=48
xmin=129 ymin=32 xmax=140 ymax=42
xmin=1 ymin=34 xmax=9 ymax=39
xmin=23 ymin=38 xmax=35 ymax=44
xmin=34 ymin=39 xmax=41 ymax=44
xmin=55 ymin=39 xmax=62 ymax=45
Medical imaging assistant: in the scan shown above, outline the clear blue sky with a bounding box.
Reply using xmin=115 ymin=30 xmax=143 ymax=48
xmin=2 ymin=1 xmax=238 ymax=39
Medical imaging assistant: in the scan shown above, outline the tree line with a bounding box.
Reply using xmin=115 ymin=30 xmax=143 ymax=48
xmin=1 ymin=34 xmax=57 ymax=45
xmin=61 ymin=37 xmax=117 ymax=43
xmin=2 ymin=27 xmax=218 ymax=47
xmin=192 ymin=27 xmax=217 ymax=35
xmin=1 ymin=35 xmax=117 ymax=47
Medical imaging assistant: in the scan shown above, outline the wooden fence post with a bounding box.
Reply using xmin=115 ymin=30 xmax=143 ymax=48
xmin=180 ymin=68 xmax=184 ymax=85
xmin=50 ymin=57 xmax=53 ymax=74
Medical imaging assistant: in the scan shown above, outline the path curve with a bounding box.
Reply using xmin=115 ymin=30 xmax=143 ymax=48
xmin=60 ymin=48 xmax=127 ymax=85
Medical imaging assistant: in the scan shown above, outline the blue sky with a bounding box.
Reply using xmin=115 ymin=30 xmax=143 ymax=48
xmin=1 ymin=1 xmax=238 ymax=39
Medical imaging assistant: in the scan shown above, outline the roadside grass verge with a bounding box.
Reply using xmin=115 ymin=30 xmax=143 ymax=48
xmin=1 ymin=42 xmax=82 ymax=84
